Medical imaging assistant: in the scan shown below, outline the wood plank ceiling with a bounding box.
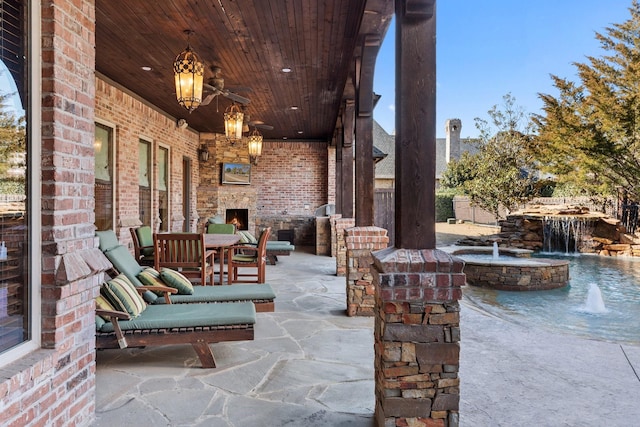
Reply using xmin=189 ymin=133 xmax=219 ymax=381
xmin=95 ymin=0 xmax=393 ymax=142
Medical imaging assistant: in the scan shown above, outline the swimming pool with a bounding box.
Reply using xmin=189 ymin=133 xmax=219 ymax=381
xmin=463 ymin=253 xmax=640 ymax=344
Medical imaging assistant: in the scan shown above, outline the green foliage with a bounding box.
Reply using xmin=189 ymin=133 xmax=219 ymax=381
xmin=0 ymin=179 xmax=25 ymax=194
xmin=435 ymin=190 xmax=456 ymax=222
xmin=440 ymin=151 xmax=477 ymax=191
xmin=441 ymin=93 xmax=539 ymax=220
xmin=532 ymin=0 xmax=640 ymax=200
xmin=0 ymin=88 xmax=26 ymax=181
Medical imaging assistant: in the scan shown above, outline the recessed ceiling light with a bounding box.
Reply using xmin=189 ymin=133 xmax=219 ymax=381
xmin=281 ymin=67 xmax=292 ymax=73
xmin=282 ymin=136 xmax=288 ymax=140
xmin=141 ymin=66 xmax=152 ymax=71
xmin=297 ymin=131 xmax=303 ymax=134
xmin=290 ymin=106 xmax=299 ymax=110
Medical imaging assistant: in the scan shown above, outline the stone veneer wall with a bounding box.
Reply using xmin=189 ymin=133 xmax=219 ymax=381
xmin=332 ymin=216 xmax=356 ymax=276
xmin=196 ymin=133 xmax=259 ymax=233
xmin=372 ymin=248 xmax=465 ymax=427
xmin=315 ymin=216 xmax=331 ymax=255
xmin=494 ymin=214 xmax=640 ymax=256
xmin=345 ymin=227 xmax=389 ymax=316
xmin=463 ymin=259 xmax=569 ymax=290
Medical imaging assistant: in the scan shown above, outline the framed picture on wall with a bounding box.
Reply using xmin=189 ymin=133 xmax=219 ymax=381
xmin=222 ymin=162 xmax=251 ymax=185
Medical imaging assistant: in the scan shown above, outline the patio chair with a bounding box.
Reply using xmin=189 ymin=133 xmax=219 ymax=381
xmin=95 ymin=273 xmax=256 ymax=368
xmin=130 ymin=225 xmax=154 ymax=266
xmin=205 ymin=223 xmax=236 ymax=234
xmin=154 ymin=233 xmax=215 ymax=286
xmin=237 ymin=230 xmax=295 ymax=265
xmin=228 ymin=227 xmax=271 ymax=284
xmin=96 ymin=230 xmax=276 ymax=312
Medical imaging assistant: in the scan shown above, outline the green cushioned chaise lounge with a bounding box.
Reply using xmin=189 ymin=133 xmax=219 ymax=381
xmin=96 ymin=230 xmax=276 ymax=312
xmin=96 ymin=293 xmax=256 ymax=368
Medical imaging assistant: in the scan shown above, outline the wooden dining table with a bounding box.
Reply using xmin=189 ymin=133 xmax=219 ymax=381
xmin=203 ymin=233 xmax=241 ymax=285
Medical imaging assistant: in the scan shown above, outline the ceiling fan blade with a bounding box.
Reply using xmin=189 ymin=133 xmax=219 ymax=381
xmin=222 ymin=90 xmax=251 ymax=105
xmin=201 ymin=92 xmax=217 ymax=106
xmin=248 ymin=120 xmax=274 ymax=131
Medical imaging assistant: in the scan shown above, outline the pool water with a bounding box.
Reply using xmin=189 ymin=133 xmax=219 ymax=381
xmin=463 ymin=253 xmax=640 ymax=344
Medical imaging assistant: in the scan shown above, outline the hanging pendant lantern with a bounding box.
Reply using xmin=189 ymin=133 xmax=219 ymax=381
xmin=224 ymin=103 xmax=244 ymax=141
xmin=173 ymin=31 xmax=204 ymax=113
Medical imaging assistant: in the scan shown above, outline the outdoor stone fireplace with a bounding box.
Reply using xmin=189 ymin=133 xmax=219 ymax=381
xmin=216 ymin=187 xmax=257 ymax=234
xmin=225 ymin=208 xmax=249 ymax=230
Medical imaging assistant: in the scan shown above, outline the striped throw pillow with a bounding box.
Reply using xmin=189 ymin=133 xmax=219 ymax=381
xmin=137 ymin=267 xmax=166 ymax=296
xmin=103 ymin=274 xmax=146 ymax=317
xmin=95 ymin=294 xmax=116 ymax=321
xmin=159 ymin=268 xmax=194 ymax=295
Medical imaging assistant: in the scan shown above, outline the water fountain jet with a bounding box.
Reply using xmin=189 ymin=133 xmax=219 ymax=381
xmin=583 ymin=282 xmax=607 ymax=314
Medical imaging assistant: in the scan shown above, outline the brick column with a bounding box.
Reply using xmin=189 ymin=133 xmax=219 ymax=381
xmin=332 ymin=216 xmax=355 ymax=276
xmin=372 ymin=248 xmax=465 ymax=427
xmin=345 ymin=226 xmax=389 ymax=316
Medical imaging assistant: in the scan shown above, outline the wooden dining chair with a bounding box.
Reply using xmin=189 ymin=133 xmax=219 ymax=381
xmin=153 ymin=233 xmax=216 ymax=285
xmin=227 ymin=227 xmax=271 ymax=284
xmin=130 ymin=225 xmax=154 ymax=266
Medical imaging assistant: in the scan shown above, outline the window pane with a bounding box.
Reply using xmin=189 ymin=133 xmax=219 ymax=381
xmin=158 ymin=146 xmax=168 ymax=231
xmin=94 ymin=123 xmax=113 ymax=231
xmin=138 ymin=140 xmax=151 ymax=226
xmin=0 ymin=0 xmax=28 ymax=354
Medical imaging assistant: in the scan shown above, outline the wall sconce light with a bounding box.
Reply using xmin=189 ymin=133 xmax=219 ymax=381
xmin=173 ymin=30 xmax=204 ymax=113
xmin=198 ymin=144 xmax=210 ymax=162
xmin=224 ymin=103 xmax=244 ymax=142
xmin=248 ymin=128 xmax=263 ymax=165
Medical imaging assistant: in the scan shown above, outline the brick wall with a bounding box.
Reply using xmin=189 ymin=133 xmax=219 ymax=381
xmin=196 ymin=132 xmax=332 ymax=246
xmin=255 ymin=141 xmax=328 ymax=216
xmin=0 ymin=1 xmax=102 ymax=426
xmin=95 ymin=77 xmax=201 ymax=244
xmin=196 ymin=139 xmax=330 ymax=243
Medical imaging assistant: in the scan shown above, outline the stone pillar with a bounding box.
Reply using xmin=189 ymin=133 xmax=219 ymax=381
xmin=345 ymin=226 xmax=389 ymax=316
xmin=372 ymin=248 xmax=465 ymax=427
xmin=315 ymin=216 xmax=331 ymax=255
xmin=333 ymin=216 xmax=355 ymax=276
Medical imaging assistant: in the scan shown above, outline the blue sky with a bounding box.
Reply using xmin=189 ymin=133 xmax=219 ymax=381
xmin=373 ymin=1 xmax=633 ymax=138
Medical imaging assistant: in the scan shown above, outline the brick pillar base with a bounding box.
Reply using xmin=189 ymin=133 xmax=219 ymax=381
xmin=372 ymin=248 xmax=465 ymax=427
xmin=345 ymin=226 xmax=389 ymax=316
xmin=332 ymin=216 xmax=355 ymax=276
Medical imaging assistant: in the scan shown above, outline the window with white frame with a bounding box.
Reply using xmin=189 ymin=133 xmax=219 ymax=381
xmin=94 ymin=122 xmax=115 ymax=231
xmin=157 ymin=145 xmax=169 ymax=231
xmin=0 ymin=0 xmax=40 ymax=359
xmin=138 ymin=139 xmax=152 ymax=227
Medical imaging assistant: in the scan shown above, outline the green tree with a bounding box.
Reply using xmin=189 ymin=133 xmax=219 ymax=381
xmin=532 ymin=0 xmax=640 ymax=200
xmin=441 ymin=93 xmax=538 ymax=221
xmin=440 ymin=151 xmax=478 ymax=191
xmin=0 ymin=89 xmax=25 ymax=180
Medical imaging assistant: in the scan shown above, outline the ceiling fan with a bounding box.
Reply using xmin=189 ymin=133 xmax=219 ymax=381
xmin=242 ymin=108 xmax=274 ymax=133
xmin=201 ymin=66 xmax=251 ymax=106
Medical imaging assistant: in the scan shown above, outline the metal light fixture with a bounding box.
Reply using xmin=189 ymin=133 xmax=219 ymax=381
xmin=173 ymin=30 xmax=204 ymax=113
xmin=248 ymin=128 xmax=263 ymax=165
xmin=224 ymin=103 xmax=244 ymax=141
xmin=198 ymin=143 xmax=209 ymax=162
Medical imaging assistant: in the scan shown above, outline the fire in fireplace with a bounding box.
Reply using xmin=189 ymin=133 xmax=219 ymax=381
xmin=225 ymin=209 xmax=249 ymax=230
